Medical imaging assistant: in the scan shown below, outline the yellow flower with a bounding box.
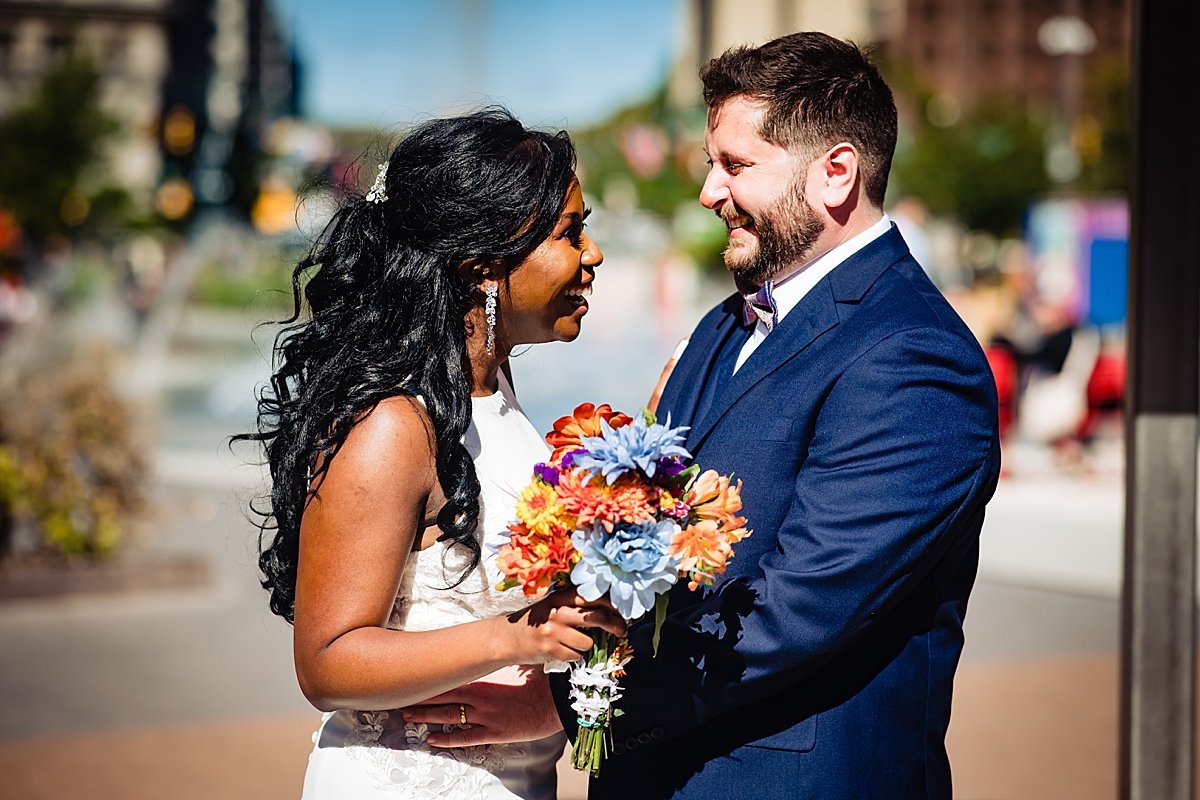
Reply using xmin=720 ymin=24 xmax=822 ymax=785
xmin=515 ymin=481 xmax=571 ymax=536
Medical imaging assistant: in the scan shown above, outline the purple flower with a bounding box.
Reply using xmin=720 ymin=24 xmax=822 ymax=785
xmin=560 ymin=449 xmax=585 ymax=469
xmin=652 ymin=457 xmax=687 ymax=486
xmin=656 ymin=457 xmax=686 ymax=477
xmin=534 ymin=462 xmax=560 ymax=486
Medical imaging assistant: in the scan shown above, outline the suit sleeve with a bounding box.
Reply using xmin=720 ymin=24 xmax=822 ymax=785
xmin=583 ymin=324 xmax=1000 ymax=747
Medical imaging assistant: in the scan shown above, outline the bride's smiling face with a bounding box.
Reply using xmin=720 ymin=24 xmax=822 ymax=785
xmin=500 ymin=179 xmax=603 ymax=345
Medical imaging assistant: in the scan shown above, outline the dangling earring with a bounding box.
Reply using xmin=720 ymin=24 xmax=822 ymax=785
xmin=484 ymin=283 xmax=498 ymax=355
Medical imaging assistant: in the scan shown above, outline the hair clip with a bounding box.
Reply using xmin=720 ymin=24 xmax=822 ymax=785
xmin=365 ymin=162 xmax=388 ymax=204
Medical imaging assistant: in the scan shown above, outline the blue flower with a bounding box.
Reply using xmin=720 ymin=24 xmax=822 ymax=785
xmin=570 ymin=519 xmax=681 ymax=620
xmin=572 ymin=416 xmax=691 ymax=485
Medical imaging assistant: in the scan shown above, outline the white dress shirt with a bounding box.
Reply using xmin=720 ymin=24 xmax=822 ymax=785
xmin=733 ymin=215 xmax=893 ymax=373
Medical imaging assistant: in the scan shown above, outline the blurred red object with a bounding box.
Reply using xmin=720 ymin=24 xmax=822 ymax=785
xmin=985 ymin=345 xmax=1018 ymax=440
xmin=1079 ymin=350 xmax=1125 ymax=439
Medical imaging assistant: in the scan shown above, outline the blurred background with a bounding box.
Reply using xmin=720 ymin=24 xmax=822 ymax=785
xmin=0 ymin=1 xmax=1132 ymax=797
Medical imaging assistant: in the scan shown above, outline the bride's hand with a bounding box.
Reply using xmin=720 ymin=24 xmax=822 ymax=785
xmin=495 ymin=589 xmax=627 ymax=666
xmin=402 ymin=666 xmax=563 ymax=747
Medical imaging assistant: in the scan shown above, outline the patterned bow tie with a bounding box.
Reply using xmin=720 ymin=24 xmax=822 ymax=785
xmin=738 ymin=278 xmax=778 ymax=331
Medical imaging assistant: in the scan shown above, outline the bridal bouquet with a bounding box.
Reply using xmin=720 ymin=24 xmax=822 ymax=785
xmin=495 ymin=403 xmax=750 ymax=776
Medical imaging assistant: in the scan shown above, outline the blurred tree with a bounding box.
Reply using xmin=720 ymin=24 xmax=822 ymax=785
xmin=892 ymin=101 xmax=1050 ymax=237
xmin=574 ymin=86 xmax=700 ymax=216
xmin=1074 ymin=57 xmax=1129 ymax=195
xmin=573 ymin=86 xmax=730 ymax=270
xmin=0 ymin=51 xmax=117 ymax=261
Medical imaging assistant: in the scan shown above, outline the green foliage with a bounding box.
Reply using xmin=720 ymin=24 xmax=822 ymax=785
xmin=892 ymin=103 xmax=1051 ymax=236
xmin=189 ymin=243 xmax=303 ymax=314
xmin=0 ymin=49 xmax=118 ymax=245
xmin=1074 ymin=57 xmax=1130 ymax=195
xmin=0 ymin=352 xmax=147 ymax=559
xmin=573 ymin=88 xmax=726 ymax=269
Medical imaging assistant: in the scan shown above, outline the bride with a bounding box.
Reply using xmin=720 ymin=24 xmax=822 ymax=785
xmin=242 ymin=109 xmax=625 ymax=798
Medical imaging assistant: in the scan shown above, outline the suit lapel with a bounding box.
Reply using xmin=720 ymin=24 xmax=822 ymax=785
xmin=658 ymin=295 xmax=743 ymax=431
xmin=671 ymin=224 xmax=912 ymax=450
xmin=688 ymin=281 xmax=839 ymax=448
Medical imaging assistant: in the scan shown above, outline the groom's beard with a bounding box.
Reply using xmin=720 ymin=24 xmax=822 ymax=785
xmin=722 ymin=178 xmax=825 ymax=287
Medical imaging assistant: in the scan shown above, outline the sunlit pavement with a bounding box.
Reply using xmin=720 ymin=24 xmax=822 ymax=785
xmin=0 ymin=258 xmax=1135 ymax=799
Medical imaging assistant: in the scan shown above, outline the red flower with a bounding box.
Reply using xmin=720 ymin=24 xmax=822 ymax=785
xmin=545 ymin=403 xmax=633 ymax=464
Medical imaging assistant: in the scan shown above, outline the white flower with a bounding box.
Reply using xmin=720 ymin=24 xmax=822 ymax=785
xmin=568 ymin=662 xmax=625 ymax=726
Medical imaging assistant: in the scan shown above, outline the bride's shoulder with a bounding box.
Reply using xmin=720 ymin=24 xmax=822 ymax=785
xmin=337 ymin=394 xmax=436 ymax=475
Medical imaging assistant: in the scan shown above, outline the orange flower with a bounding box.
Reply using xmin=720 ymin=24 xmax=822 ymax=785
xmin=685 ymin=471 xmax=747 ymax=530
xmin=609 ymin=638 xmax=635 ymax=678
xmin=669 ymin=519 xmax=734 ymax=590
xmin=495 ymin=522 xmax=579 ymax=597
xmin=545 ymin=403 xmax=633 ymax=464
xmin=556 ymin=468 xmax=656 ymax=531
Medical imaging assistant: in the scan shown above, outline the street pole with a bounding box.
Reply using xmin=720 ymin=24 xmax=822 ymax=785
xmin=1121 ymin=1 xmax=1200 ymax=799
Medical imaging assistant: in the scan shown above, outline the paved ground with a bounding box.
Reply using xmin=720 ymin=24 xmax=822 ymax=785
xmin=0 ymin=276 xmax=1142 ymax=798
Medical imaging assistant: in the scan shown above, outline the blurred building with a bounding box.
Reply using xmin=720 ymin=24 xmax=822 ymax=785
xmin=0 ymin=0 xmax=172 ymax=202
xmin=885 ymin=0 xmax=1130 ymax=112
xmin=669 ymin=0 xmax=905 ymax=109
xmin=0 ymin=0 xmax=299 ymax=217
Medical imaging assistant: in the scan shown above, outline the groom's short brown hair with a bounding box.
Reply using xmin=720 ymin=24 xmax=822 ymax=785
xmin=700 ymin=31 xmax=898 ymax=208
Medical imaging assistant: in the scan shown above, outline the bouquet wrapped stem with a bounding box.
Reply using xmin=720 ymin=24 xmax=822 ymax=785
xmin=569 ymin=629 xmax=623 ymax=776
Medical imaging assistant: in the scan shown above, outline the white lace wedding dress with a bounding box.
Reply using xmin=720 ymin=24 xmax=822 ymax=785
xmin=301 ymin=375 xmax=566 ymax=799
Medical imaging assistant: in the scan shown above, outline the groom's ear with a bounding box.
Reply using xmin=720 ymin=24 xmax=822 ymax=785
xmin=816 ymin=142 xmax=861 ymax=211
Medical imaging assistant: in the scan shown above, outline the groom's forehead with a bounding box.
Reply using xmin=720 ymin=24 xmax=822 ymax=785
xmin=704 ymin=98 xmax=772 ymax=150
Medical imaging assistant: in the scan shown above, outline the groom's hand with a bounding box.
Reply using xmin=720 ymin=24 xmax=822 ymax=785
xmin=402 ymin=665 xmax=564 ymax=747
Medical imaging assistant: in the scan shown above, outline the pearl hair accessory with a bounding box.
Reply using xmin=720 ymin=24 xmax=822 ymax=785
xmin=484 ymin=283 xmax=498 ymax=355
xmin=365 ymin=162 xmax=388 ymax=204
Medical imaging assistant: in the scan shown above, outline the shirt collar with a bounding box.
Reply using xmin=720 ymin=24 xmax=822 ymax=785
xmin=759 ymin=214 xmax=893 ymax=324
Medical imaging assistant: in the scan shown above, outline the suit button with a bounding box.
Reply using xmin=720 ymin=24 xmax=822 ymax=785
xmin=612 ymin=743 xmax=626 ymax=756
xmin=651 ymin=726 xmax=665 ymax=739
xmin=637 ymin=732 xmax=651 ymax=744
xmin=625 ymin=736 xmax=639 ymax=750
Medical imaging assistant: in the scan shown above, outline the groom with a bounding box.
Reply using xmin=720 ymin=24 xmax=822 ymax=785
xmin=557 ymin=32 xmax=1001 ymax=798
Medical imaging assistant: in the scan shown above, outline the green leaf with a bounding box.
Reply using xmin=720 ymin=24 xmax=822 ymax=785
xmin=677 ymin=464 xmax=700 ymax=489
xmin=652 ymin=593 xmax=670 ymax=656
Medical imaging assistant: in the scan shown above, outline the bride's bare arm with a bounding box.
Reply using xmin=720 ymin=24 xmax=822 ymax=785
xmin=292 ymin=396 xmax=624 ymax=713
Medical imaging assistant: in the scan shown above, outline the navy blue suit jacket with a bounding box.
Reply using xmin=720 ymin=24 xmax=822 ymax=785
xmin=552 ymin=227 xmax=1001 ymax=799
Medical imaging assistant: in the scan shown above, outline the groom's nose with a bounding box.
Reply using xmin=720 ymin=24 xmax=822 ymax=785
xmin=699 ymin=168 xmax=730 ymax=210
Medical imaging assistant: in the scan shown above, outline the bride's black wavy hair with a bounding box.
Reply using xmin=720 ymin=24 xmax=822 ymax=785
xmin=240 ymin=108 xmax=578 ymax=623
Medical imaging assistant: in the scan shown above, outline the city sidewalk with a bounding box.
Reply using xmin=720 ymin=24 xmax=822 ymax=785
xmin=0 ymin=652 xmax=1134 ymax=800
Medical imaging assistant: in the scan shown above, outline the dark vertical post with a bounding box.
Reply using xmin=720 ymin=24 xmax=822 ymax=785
xmin=1121 ymin=2 xmax=1200 ymax=799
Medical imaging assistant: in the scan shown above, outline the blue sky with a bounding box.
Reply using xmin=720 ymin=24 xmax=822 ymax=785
xmin=279 ymin=0 xmax=683 ymax=129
